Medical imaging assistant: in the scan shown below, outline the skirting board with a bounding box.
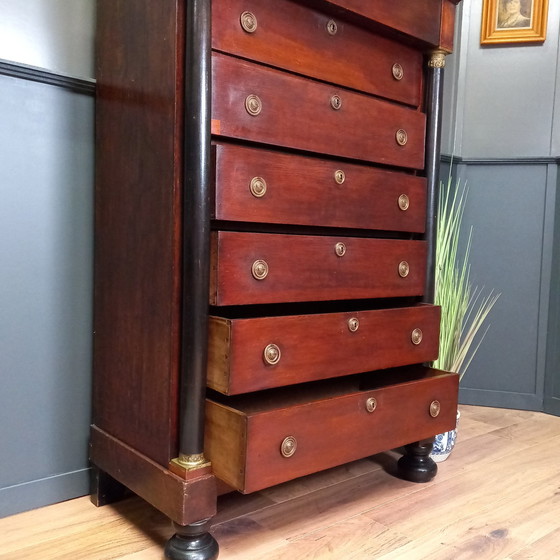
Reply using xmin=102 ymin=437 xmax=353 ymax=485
xmin=459 ymin=387 xmax=543 ymax=412
xmin=0 ymin=468 xmax=90 ymax=518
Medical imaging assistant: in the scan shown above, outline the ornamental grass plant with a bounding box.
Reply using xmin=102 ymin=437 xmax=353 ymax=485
xmin=433 ymin=174 xmax=500 ymax=381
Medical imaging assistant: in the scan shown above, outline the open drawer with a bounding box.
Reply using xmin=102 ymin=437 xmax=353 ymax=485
xmin=205 ymin=367 xmax=458 ymax=493
xmin=208 ymin=304 xmax=440 ymax=394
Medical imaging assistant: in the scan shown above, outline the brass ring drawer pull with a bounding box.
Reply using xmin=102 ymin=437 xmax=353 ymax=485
xmin=331 ymin=95 xmax=342 ymax=110
xmin=348 ymin=317 xmax=359 ymax=332
xmin=263 ymin=343 xmax=281 ymax=366
xmin=411 ymin=328 xmax=423 ymax=345
xmin=430 ymin=400 xmax=441 ymax=418
xmin=392 ymin=63 xmax=404 ymax=81
xmin=252 ymin=259 xmax=269 ymax=280
xmin=250 ymin=176 xmax=267 ymax=197
xmin=334 ymin=170 xmax=345 ymax=185
xmin=398 ymin=194 xmax=410 ymax=211
xmin=280 ymin=436 xmax=297 ymax=458
xmin=398 ymin=261 xmax=410 ymax=278
xmin=245 ymin=94 xmax=262 ymax=116
xmin=326 ymin=19 xmax=338 ymax=35
xmin=240 ymin=11 xmax=257 ymax=33
xmin=366 ymin=397 xmax=377 ymax=413
xmin=396 ymin=129 xmax=408 ymax=146
xmin=335 ymin=242 xmax=346 ymax=257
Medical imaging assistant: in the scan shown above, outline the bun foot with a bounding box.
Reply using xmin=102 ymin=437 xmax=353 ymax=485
xmin=397 ymin=440 xmax=437 ymax=483
xmin=165 ymin=519 xmax=219 ymax=560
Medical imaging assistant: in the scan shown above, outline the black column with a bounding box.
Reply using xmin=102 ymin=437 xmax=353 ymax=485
xmin=423 ymin=54 xmax=446 ymax=305
xmin=179 ymin=0 xmax=212 ymax=459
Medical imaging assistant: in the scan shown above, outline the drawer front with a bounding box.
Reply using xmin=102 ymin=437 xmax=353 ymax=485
xmin=205 ymin=370 xmax=459 ymax=492
xmin=208 ymin=305 xmax=440 ymax=394
xmin=212 ymin=53 xmax=425 ymax=169
xmin=324 ymin=0 xmax=444 ymax=45
xmin=210 ymin=231 xmax=427 ymax=306
xmin=213 ymin=143 xmax=426 ymax=232
xmin=213 ymin=0 xmax=423 ymax=106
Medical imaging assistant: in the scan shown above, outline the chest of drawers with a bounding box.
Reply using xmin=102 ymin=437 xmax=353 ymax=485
xmin=91 ymin=1 xmax=461 ymax=558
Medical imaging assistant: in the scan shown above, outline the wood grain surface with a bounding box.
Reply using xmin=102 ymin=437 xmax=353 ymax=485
xmin=207 ymin=305 xmax=440 ymax=394
xmin=210 ymin=232 xmax=427 ymax=305
xmin=213 ymin=143 xmax=427 ymax=232
xmin=212 ymin=53 xmax=426 ymax=169
xmin=212 ymin=0 xmax=423 ymax=106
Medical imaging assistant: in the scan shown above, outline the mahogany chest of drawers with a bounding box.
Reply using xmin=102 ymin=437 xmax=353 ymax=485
xmin=91 ymin=1 xmax=461 ymax=558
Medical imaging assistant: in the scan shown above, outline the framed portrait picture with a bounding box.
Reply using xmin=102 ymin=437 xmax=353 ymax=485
xmin=481 ymin=0 xmax=549 ymax=45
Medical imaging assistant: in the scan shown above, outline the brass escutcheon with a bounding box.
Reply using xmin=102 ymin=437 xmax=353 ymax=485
xmin=396 ymin=129 xmax=408 ymax=146
xmin=334 ymin=169 xmax=346 ymax=185
xmin=411 ymin=328 xmax=423 ymax=345
xmin=280 ymin=436 xmax=297 ymax=458
xmin=366 ymin=397 xmax=377 ymax=413
xmin=326 ymin=19 xmax=338 ymax=35
xmin=240 ymin=11 xmax=257 ymax=33
xmin=348 ymin=317 xmax=359 ymax=332
xmin=250 ymin=176 xmax=267 ymax=197
xmin=430 ymin=400 xmax=441 ymax=418
xmin=335 ymin=242 xmax=346 ymax=257
xmin=252 ymin=259 xmax=269 ymax=280
xmin=245 ymin=94 xmax=262 ymax=116
xmin=263 ymin=343 xmax=281 ymax=366
xmin=398 ymin=194 xmax=410 ymax=211
xmin=331 ymin=95 xmax=342 ymax=110
xmin=398 ymin=261 xmax=410 ymax=278
xmin=392 ymin=63 xmax=404 ymax=81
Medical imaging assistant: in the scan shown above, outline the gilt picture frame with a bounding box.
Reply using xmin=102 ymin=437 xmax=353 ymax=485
xmin=481 ymin=0 xmax=548 ymax=45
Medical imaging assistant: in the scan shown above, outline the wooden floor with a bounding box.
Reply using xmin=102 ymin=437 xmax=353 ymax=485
xmin=2 ymin=405 xmax=560 ymax=559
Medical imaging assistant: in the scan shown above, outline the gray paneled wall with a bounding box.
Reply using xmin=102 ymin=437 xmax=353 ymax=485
xmin=451 ymin=162 xmax=555 ymax=410
xmin=0 ymin=76 xmax=94 ymax=518
xmin=443 ymin=1 xmax=560 ymax=159
xmin=0 ymin=0 xmax=95 ymax=77
xmin=0 ymin=1 xmax=95 ymax=518
xmin=442 ymin=0 xmax=560 ymax=412
xmin=544 ymin=168 xmax=560 ymax=416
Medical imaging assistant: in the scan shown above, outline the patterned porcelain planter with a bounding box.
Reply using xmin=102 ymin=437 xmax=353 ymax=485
xmin=431 ymin=409 xmax=460 ymax=463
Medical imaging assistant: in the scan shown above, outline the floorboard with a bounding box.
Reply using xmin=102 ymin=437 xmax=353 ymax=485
xmin=1 ymin=406 xmax=559 ymax=559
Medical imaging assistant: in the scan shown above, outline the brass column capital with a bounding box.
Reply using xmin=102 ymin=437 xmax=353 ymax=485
xmin=428 ymin=50 xmax=448 ymax=69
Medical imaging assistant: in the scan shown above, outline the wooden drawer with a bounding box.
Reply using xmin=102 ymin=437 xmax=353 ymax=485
xmin=208 ymin=304 xmax=440 ymax=394
xmin=213 ymin=143 xmax=426 ymax=232
xmin=210 ymin=231 xmax=427 ymax=305
xmin=212 ymin=0 xmax=423 ymax=106
xmin=322 ymin=0 xmax=445 ymax=46
xmin=205 ymin=368 xmax=459 ymax=493
xmin=212 ymin=52 xmax=425 ymax=169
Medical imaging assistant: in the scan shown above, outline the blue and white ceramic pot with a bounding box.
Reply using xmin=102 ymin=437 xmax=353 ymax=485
xmin=431 ymin=409 xmax=460 ymax=463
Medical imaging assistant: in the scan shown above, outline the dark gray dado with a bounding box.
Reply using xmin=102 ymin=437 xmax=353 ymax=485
xmin=544 ymin=165 xmax=560 ymax=416
xmin=0 ymin=73 xmax=94 ymax=517
xmin=443 ymin=159 xmax=557 ymax=412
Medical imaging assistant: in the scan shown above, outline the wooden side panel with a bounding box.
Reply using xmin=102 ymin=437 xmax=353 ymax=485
xmin=207 ymin=317 xmax=232 ymax=394
xmin=213 ymin=143 xmax=427 ymax=232
xmin=212 ymin=0 xmax=423 ymax=106
xmin=90 ymin=427 xmax=217 ymax=525
xmin=207 ymin=305 xmax=441 ymax=394
xmin=212 ymin=53 xmax=426 ymax=169
xmin=93 ymin=0 xmax=183 ymax=466
xmin=204 ymin=403 xmax=248 ymax=490
xmin=210 ymin=232 xmax=427 ymax=306
xmin=439 ymin=0 xmax=459 ymax=52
